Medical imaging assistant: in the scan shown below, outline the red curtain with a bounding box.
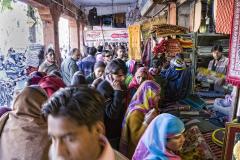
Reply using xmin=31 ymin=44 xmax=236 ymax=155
xmin=215 ymin=0 xmax=234 ymax=34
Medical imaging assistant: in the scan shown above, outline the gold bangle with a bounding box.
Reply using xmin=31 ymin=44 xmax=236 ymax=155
xmin=211 ymin=128 xmax=225 ymax=146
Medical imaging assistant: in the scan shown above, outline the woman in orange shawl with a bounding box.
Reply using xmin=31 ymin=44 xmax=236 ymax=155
xmin=0 ymin=86 xmax=50 ymax=160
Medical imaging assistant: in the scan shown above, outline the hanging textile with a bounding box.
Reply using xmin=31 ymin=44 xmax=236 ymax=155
xmin=128 ymin=25 xmax=141 ymax=60
xmin=142 ymin=38 xmax=151 ymax=67
xmin=227 ymin=0 xmax=240 ymax=87
xmin=141 ymin=15 xmax=167 ymax=40
xmin=215 ymin=0 xmax=234 ymax=34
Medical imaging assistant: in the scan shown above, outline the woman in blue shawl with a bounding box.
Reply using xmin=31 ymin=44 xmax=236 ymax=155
xmin=132 ymin=113 xmax=185 ymax=160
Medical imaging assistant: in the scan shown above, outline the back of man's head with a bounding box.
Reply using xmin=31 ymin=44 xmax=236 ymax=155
xmin=69 ymin=48 xmax=78 ymax=56
xmin=42 ymin=86 xmax=105 ymax=129
xmin=88 ymin=47 xmax=97 ymax=56
xmin=118 ymin=45 xmax=125 ymax=51
xmin=71 ymin=71 xmax=87 ymax=86
xmin=97 ymin=46 xmax=103 ymax=53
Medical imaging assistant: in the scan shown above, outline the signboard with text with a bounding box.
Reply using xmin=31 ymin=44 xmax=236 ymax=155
xmin=84 ymin=29 xmax=128 ymax=46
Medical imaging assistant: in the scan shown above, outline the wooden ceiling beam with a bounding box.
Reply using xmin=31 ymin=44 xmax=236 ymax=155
xmin=39 ymin=14 xmax=52 ymax=21
xmin=19 ymin=0 xmax=84 ymax=22
xmin=19 ymin=0 xmax=50 ymax=8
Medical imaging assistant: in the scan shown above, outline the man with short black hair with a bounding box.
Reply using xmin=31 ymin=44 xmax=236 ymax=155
xmin=208 ymin=45 xmax=229 ymax=91
xmin=78 ymin=47 xmax=97 ymax=76
xmin=102 ymin=50 xmax=113 ymax=65
xmin=96 ymin=45 xmax=104 ymax=62
xmin=208 ymin=45 xmax=228 ymax=74
xmin=97 ymin=59 xmax=127 ymax=149
xmin=42 ymin=87 xmax=128 ymax=160
xmin=116 ymin=46 xmax=128 ymax=62
xmin=97 ymin=45 xmax=103 ymax=54
xmin=61 ymin=48 xmax=80 ymax=85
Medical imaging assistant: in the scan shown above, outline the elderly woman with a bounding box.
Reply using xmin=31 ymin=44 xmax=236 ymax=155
xmin=38 ymin=48 xmax=58 ymax=74
xmin=120 ymin=80 xmax=161 ymax=158
xmin=128 ymin=67 xmax=152 ymax=100
xmin=0 ymin=86 xmax=50 ymax=160
xmin=133 ymin=113 xmax=185 ymax=160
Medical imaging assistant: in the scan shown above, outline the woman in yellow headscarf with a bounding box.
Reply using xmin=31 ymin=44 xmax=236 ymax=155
xmin=120 ymin=80 xmax=161 ymax=159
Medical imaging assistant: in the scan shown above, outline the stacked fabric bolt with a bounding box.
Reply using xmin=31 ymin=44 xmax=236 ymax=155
xmin=178 ymin=38 xmax=193 ymax=48
xmin=151 ymin=24 xmax=188 ymax=37
xmin=152 ymin=39 xmax=168 ymax=56
xmin=197 ymin=67 xmax=225 ymax=80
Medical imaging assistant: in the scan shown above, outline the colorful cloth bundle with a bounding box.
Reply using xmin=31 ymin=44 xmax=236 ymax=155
xmin=151 ymin=24 xmax=188 ymax=37
xmin=180 ymin=94 xmax=206 ymax=111
xmin=178 ymin=38 xmax=193 ymax=49
xmin=180 ymin=125 xmax=215 ymax=160
xmin=152 ymin=39 xmax=167 ymax=56
xmin=198 ymin=67 xmax=225 ymax=80
xmin=196 ymin=91 xmax=225 ymax=98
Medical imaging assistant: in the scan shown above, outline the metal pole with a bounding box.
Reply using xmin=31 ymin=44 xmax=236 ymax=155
xmin=234 ymin=87 xmax=240 ymax=122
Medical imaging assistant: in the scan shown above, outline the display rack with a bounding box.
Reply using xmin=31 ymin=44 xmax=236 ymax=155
xmin=179 ymin=33 xmax=230 ymax=93
xmin=179 ymin=33 xmax=197 ymax=93
xmin=196 ymin=33 xmax=229 ymax=68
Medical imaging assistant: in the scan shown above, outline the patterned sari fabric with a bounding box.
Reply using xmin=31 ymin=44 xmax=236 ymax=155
xmin=226 ymin=0 xmax=240 ymax=86
xmin=132 ymin=113 xmax=185 ymax=160
xmin=120 ymin=80 xmax=160 ymax=157
xmin=0 ymin=86 xmax=50 ymax=160
xmin=127 ymin=80 xmax=160 ymax=114
xmin=126 ymin=59 xmax=137 ymax=75
xmin=179 ymin=126 xmax=215 ymax=160
xmin=125 ymin=60 xmax=136 ymax=87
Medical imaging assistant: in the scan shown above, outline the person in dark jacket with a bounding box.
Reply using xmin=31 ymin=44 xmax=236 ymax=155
xmin=61 ymin=48 xmax=81 ymax=85
xmin=38 ymin=46 xmax=45 ymax=67
xmin=78 ymin=47 xmax=97 ymax=76
xmin=97 ymin=59 xmax=127 ymax=150
xmin=161 ymin=57 xmax=191 ymax=103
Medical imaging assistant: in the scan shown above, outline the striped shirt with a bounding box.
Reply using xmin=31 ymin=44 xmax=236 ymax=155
xmin=208 ymin=56 xmax=228 ymax=74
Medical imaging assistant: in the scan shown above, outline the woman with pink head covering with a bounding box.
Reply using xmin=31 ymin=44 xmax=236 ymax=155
xmin=128 ymin=67 xmax=153 ymax=100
